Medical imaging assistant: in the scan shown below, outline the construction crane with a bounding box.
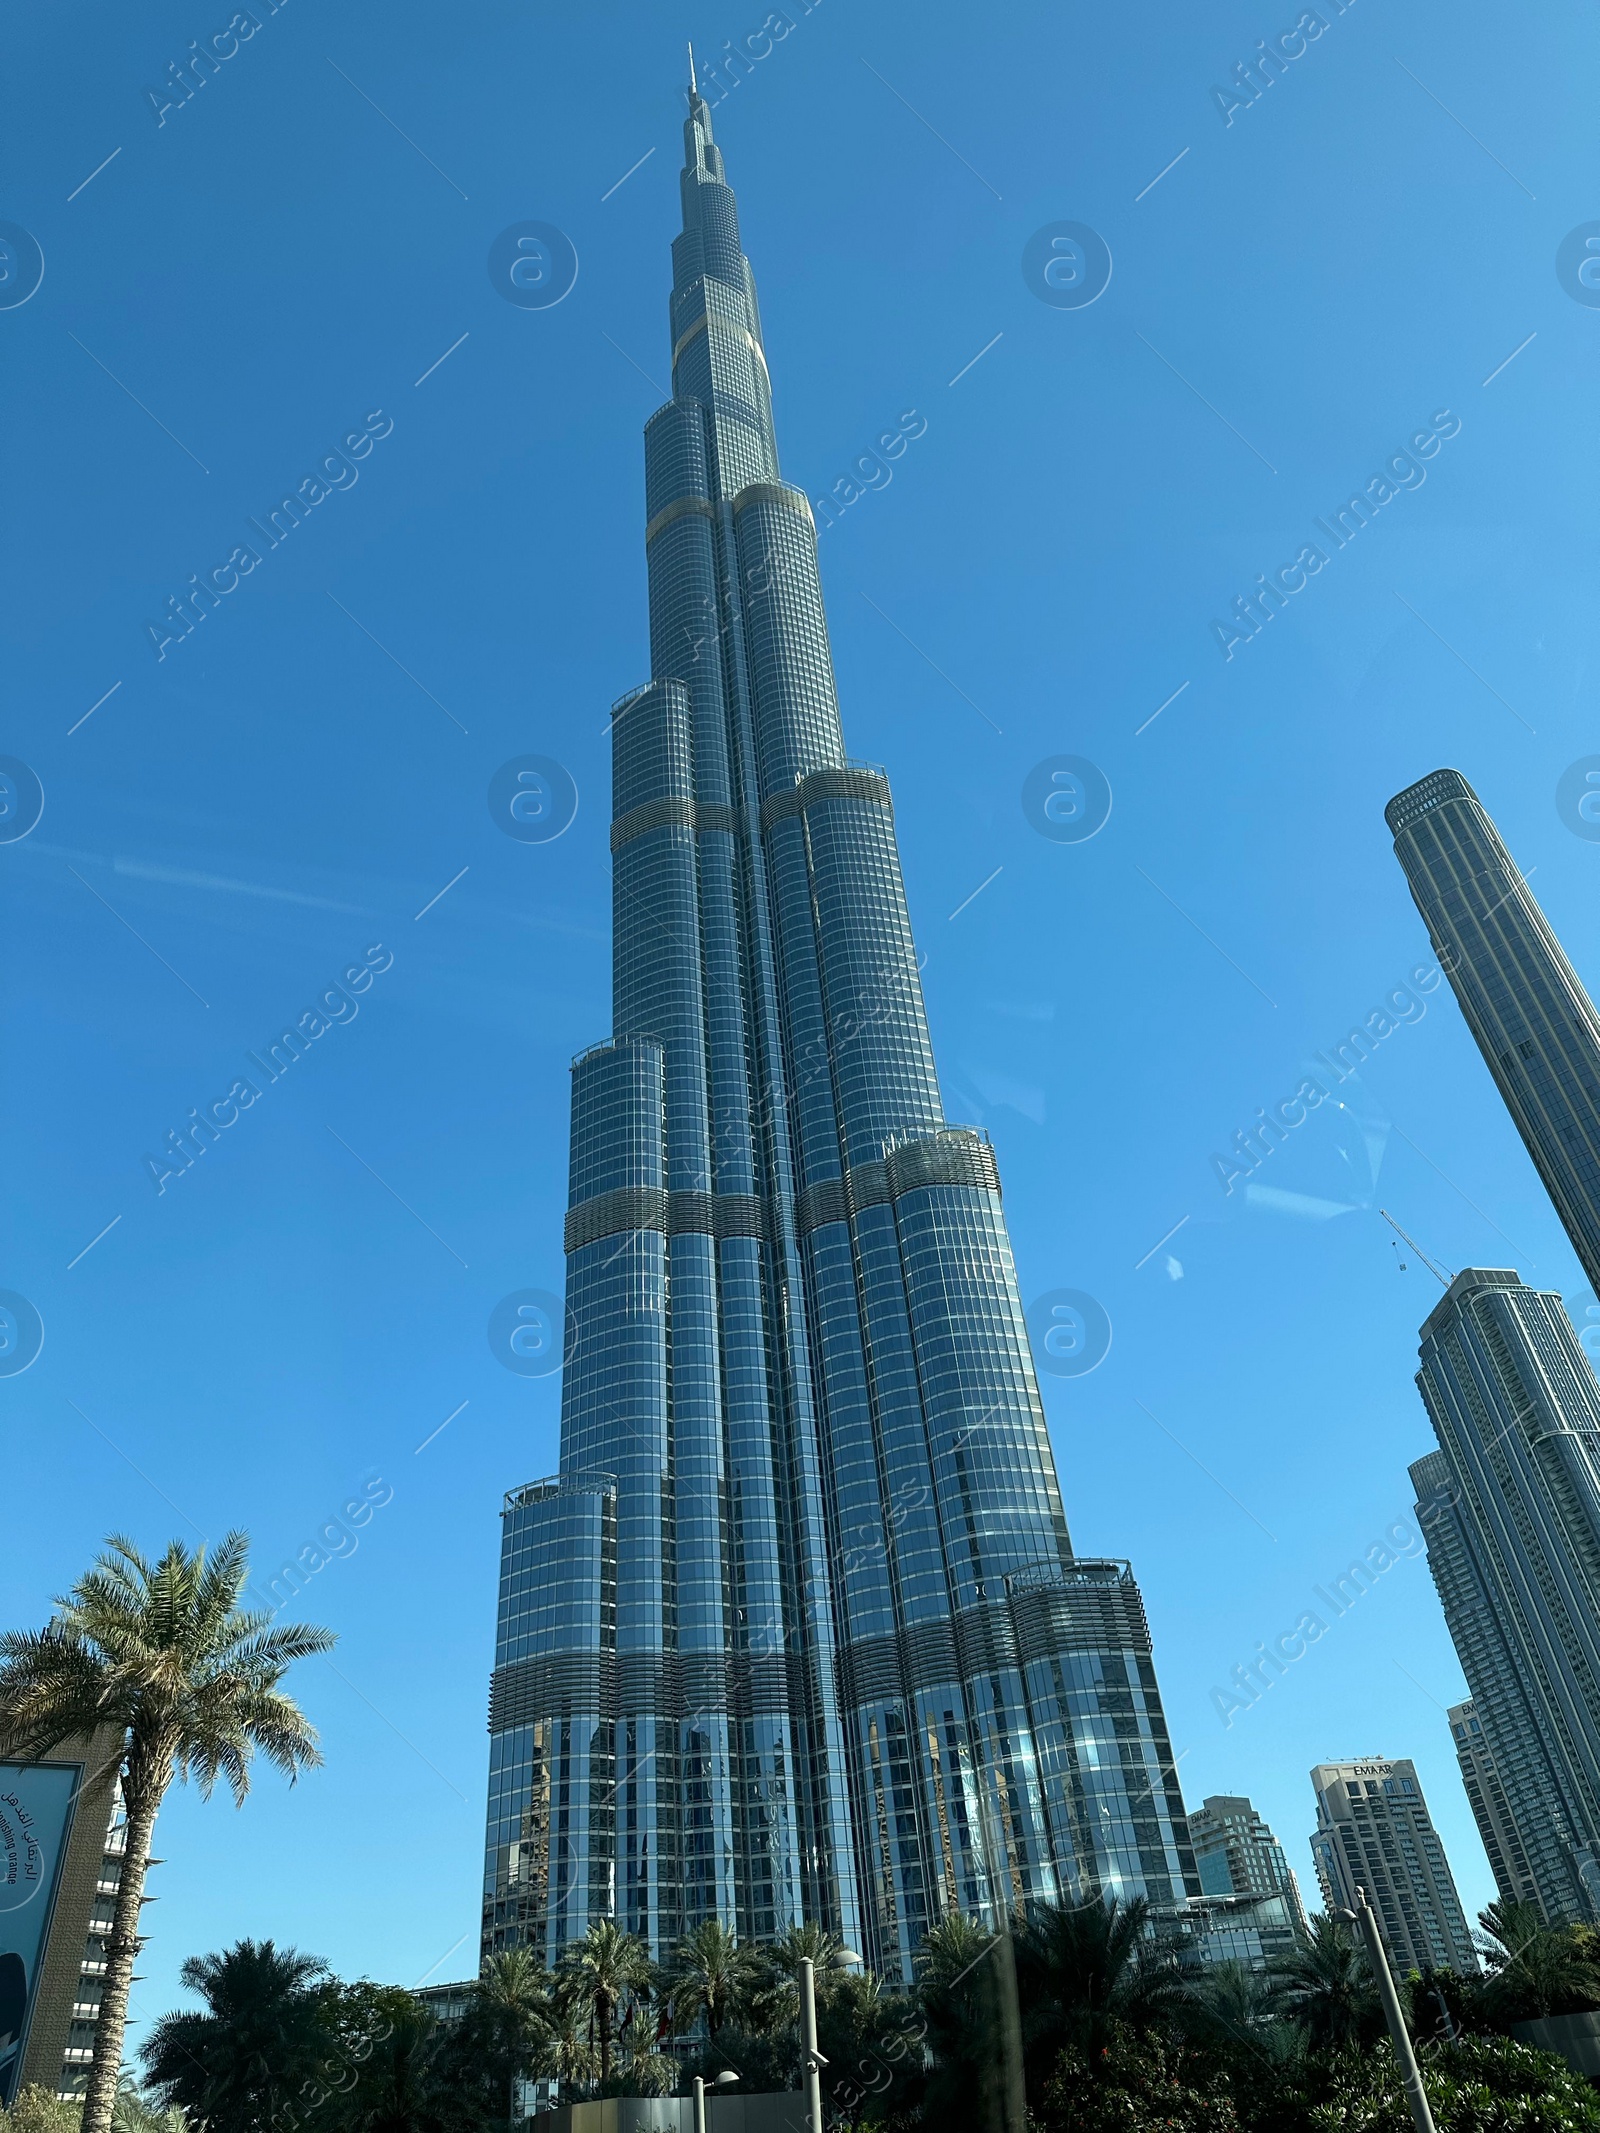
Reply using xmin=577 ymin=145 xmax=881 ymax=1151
xmin=1380 ymin=1209 xmax=1454 ymax=1289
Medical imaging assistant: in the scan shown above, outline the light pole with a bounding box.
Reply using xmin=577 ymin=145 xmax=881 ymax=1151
xmin=800 ymin=1947 xmax=861 ymax=2133
xmin=692 ymin=2069 xmax=739 ymax=2133
xmin=1338 ymin=1887 xmax=1437 ymax=2133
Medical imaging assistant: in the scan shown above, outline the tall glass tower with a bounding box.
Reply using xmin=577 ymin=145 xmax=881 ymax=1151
xmin=1408 ymin=1270 xmax=1600 ymax=1923
xmin=1387 ymin=769 xmax=1600 ymax=1296
xmin=481 ymin=80 xmax=1196 ymax=1979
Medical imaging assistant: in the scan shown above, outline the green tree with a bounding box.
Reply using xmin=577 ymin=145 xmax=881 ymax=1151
xmin=111 ymin=2075 xmax=186 ymax=2133
xmin=609 ymin=2012 xmax=676 ymax=2098
xmin=1176 ymin=1960 xmax=1307 ymax=2129
xmin=141 ymin=1941 xmax=331 ymax=2133
xmin=556 ymin=1922 xmax=653 ymax=2089
xmin=1 ymin=2087 xmax=82 ymax=2133
xmin=1407 ymin=1965 xmax=1487 ymax=2047
xmin=1426 ymin=2033 xmax=1600 ymax=2132
xmin=1015 ymin=1894 xmax=1184 ymax=2082
xmin=914 ymin=1913 xmax=1006 ymax=2131
xmin=1269 ymin=1915 xmax=1384 ymax=2053
xmin=524 ymin=2000 xmax=598 ymax=2099
xmin=1477 ymin=1903 xmax=1600 ymax=2026
xmin=1304 ymin=2034 xmax=1600 ymax=2133
xmin=307 ymin=1983 xmax=443 ymax=2133
xmin=330 ymin=1998 xmax=470 ymax=2133
xmin=813 ymin=1969 xmax=923 ymax=2129
xmin=0 ymin=1537 xmax=334 ymax=2133
xmin=464 ymin=1951 xmax=554 ymax=2126
xmin=1181 ymin=1961 xmax=1284 ymax=2047
xmin=676 ymin=2022 xmax=794 ymax=2100
xmin=1038 ymin=2020 xmax=1240 ymax=2133
xmin=739 ymin=1922 xmax=845 ymax=2038
xmin=664 ymin=1922 xmax=755 ymax=2040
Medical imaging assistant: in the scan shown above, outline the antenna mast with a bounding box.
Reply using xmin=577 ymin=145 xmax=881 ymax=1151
xmin=1380 ymin=1209 xmax=1454 ymax=1289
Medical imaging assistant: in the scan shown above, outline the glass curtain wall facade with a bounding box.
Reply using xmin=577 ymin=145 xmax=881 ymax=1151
xmin=1387 ymin=770 xmax=1600 ymax=1297
xmin=1408 ymin=1270 xmax=1600 ymax=1922
xmin=1187 ymin=1795 xmax=1308 ymax=1925
xmin=482 ymin=82 xmax=1196 ymax=1979
xmin=1176 ymin=1795 xmax=1307 ymax=1972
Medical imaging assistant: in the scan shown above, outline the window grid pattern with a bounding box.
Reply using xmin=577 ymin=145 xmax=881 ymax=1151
xmin=482 ymin=82 xmax=1194 ymax=1979
xmin=1412 ymin=1271 xmax=1600 ymax=1922
xmin=804 ymin=798 xmax=943 ymax=1169
xmin=1392 ymin=772 xmax=1600 ymax=1297
xmin=1310 ymin=1760 xmax=1477 ymax=1973
xmin=738 ymin=498 xmax=845 ymax=797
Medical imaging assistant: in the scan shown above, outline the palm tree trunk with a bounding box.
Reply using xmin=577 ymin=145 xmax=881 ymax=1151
xmin=81 ymin=1761 xmax=165 ymax=2133
xmin=598 ymin=1993 xmax=612 ymax=2087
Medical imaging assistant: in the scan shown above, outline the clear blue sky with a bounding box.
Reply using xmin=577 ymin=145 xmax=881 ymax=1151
xmin=5 ymin=0 xmax=1598 ymax=2033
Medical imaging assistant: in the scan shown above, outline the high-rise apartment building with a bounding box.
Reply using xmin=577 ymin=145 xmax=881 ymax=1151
xmin=1387 ymin=769 xmax=1600 ymax=1297
xmin=1179 ymin=1795 xmax=1307 ymax=1970
xmin=1309 ymin=1758 xmax=1477 ymax=1974
xmin=1407 ymin=1270 xmax=1600 ymax=1923
xmin=1449 ymin=1700 xmax=1540 ymax=1911
xmin=481 ymin=80 xmax=1197 ymax=1979
xmin=1189 ymin=1795 xmax=1308 ymax=1920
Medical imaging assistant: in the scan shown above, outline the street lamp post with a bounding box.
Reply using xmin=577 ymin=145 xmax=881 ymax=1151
xmin=1339 ymin=1887 xmax=1437 ymax=2133
xmin=800 ymin=1948 xmax=862 ymax=2133
xmin=800 ymin=1959 xmax=824 ymax=2133
xmin=692 ymin=2070 xmax=739 ymax=2133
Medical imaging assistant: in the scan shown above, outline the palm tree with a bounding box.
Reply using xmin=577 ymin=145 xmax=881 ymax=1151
xmin=1179 ymin=1956 xmax=1304 ymax=2099
xmin=1183 ymin=1958 xmax=1273 ymax=2037
xmin=1478 ymin=1900 xmax=1600 ymax=2023
xmin=556 ymin=1921 xmax=654 ymax=2088
xmin=814 ymin=1968 xmax=923 ymax=2129
xmin=914 ymin=1914 xmax=1004 ymax=2132
xmin=470 ymin=1949 xmax=555 ymax=2124
xmin=741 ymin=1920 xmax=845 ymax=2036
xmin=141 ymin=1941 xmax=331 ymax=2133
xmin=1480 ymin=1900 xmax=1547 ymax=1969
xmin=526 ymin=1998 xmax=599 ymax=2097
xmin=112 ymin=2073 xmax=189 ymax=2133
xmin=610 ymin=2009 xmax=677 ymax=2097
xmin=666 ymin=1921 xmax=754 ymax=2039
xmin=0 ymin=1534 xmax=335 ymax=2133
xmin=1268 ymin=1913 xmax=1381 ymax=2051
xmin=770 ymin=1921 xmax=843 ymax=1973
xmin=1015 ymin=1892 xmax=1182 ymax=2071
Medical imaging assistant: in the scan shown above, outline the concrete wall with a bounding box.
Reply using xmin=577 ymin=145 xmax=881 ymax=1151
xmin=532 ymin=2095 xmax=808 ymax=2133
xmin=1510 ymin=2010 xmax=1600 ymax=2078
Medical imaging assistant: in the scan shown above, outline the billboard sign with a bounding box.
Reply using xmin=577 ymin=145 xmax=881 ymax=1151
xmin=0 ymin=1761 xmax=84 ymax=2106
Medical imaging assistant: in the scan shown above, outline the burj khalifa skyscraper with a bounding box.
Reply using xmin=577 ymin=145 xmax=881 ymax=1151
xmin=482 ymin=71 xmax=1195 ymax=1980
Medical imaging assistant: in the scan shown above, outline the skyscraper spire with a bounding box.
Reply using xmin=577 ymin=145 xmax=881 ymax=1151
xmin=686 ymin=39 xmax=696 ymax=94
xmin=481 ymin=82 xmax=1197 ymax=1982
